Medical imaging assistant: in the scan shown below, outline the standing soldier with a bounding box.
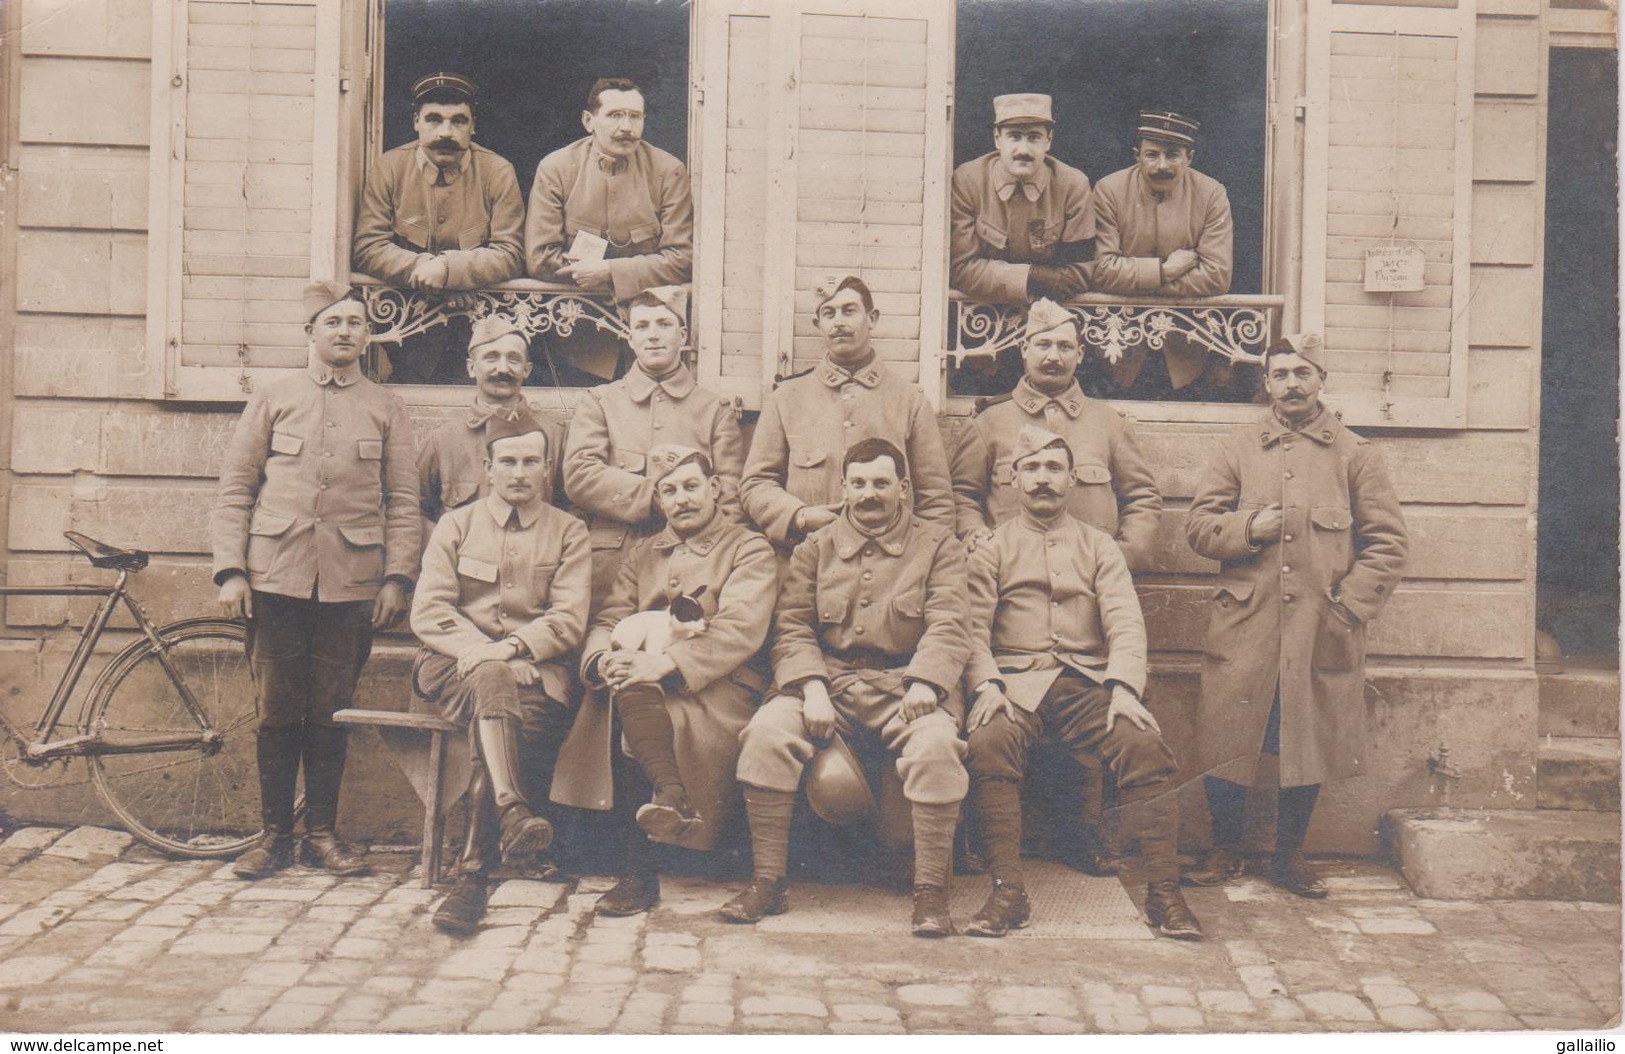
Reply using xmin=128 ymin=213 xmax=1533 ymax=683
xmin=563 ymin=446 xmax=778 ymax=916
xmin=353 ymin=72 xmax=525 ymax=385
xmin=562 ymin=285 xmax=745 ymax=604
xmin=410 ymin=421 xmax=591 ymax=934
xmin=741 ymin=274 xmax=954 ymax=550
xmin=1184 ymin=334 xmax=1408 ymax=897
xmin=724 ymin=439 xmax=970 ymax=937
xmin=962 ymin=426 xmax=1200 ymax=940
xmin=416 ymin=315 xmax=566 ymax=529
xmin=211 ymin=282 xmax=419 ymax=879
xmin=949 ymin=93 xmax=1095 ymax=305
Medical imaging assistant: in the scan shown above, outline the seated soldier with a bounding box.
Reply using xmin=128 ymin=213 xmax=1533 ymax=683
xmin=410 ymin=421 xmax=592 ymax=935
xmin=567 ymin=445 xmax=778 ymax=916
xmin=723 ymin=438 xmax=971 ymax=937
xmin=962 ymin=425 xmax=1202 ymax=940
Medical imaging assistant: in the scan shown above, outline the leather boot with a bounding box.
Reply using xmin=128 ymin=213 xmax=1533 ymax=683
xmin=432 ymin=872 xmax=488 ymax=936
xmin=1145 ymin=879 xmax=1204 ymax=940
xmin=910 ymin=884 xmax=954 ymax=938
xmin=300 ymin=724 xmax=369 ymax=875
xmin=596 ymin=873 xmax=660 ymax=917
xmin=719 ymin=877 xmax=789 ymax=923
xmin=498 ymin=803 xmax=555 ymax=863
xmin=1269 ymin=850 xmax=1328 ymax=898
xmin=964 ymin=879 xmax=1031 ymax=938
xmin=635 ymin=785 xmax=703 ymax=843
xmin=233 ymin=825 xmax=295 ymax=880
xmin=1183 ymin=846 xmax=1245 ymax=887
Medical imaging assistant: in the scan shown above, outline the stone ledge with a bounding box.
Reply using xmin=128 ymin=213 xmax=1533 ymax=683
xmin=1385 ymin=807 xmax=1621 ymax=903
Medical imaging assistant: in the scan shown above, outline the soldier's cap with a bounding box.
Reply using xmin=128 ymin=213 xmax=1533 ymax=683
xmin=812 ymin=273 xmax=874 ymax=312
xmin=620 ymin=285 xmax=688 ymax=324
xmin=411 ymin=72 xmax=478 ymax=103
xmin=483 ymin=416 xmax=548 ymax=458
xmin=1266 ymin=332 xmax=1327 ymax=373
xmin=993 ymin=93 xmax=1054 ymax=127
xmin=302 ymin=280 xmax=358 ymax=326
xmin=805 ymin=733 xmax=877 ymax=827
xmin=467 ymin=314 xmax=527 ymax=354
xmin=1011 ymin=424 xmax=1072 ymax=469
xmin=1137 ymin=110 xmax=1199 ymax=149
xmin=1024 ymin=297 xmax=1077 ymax=340
xmin=646 ymin=443 xmax=712 ymax=484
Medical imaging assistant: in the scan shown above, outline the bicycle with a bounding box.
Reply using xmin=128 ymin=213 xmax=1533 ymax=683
xmin=0 ymin=531 xmax=260 ymax=858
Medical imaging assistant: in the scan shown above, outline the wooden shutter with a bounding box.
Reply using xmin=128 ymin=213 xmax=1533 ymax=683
xmin=147 ymin=0 xmax=344 ymax=400
xmin=1301 ymin=0 xmax=1476 ymax=427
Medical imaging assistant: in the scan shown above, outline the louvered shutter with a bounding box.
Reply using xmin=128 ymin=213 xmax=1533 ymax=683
xmin=1300 ymin=0 xmax=1476 ymax=427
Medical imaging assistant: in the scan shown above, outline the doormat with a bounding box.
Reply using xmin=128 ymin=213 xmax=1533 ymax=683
xmin=754 ymin=859 xmax=1152 ymax=940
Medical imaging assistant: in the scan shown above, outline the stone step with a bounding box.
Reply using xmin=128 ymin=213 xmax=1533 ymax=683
xmin=1538 ymin=667 xmax=1621 ymax=738
xmin=1538 ymin=736 xmax=1621 ymax=811
xmin=1386 ymin=807 xmax=1620 ymax=902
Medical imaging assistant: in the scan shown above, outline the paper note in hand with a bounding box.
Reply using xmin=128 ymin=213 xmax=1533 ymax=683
xmin=566 ymin=230 xmax=609 ymax=263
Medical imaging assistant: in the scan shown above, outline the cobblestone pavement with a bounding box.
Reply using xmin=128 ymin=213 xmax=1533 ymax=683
xmin=0 ymin=825 xmax=1618 ymax=1035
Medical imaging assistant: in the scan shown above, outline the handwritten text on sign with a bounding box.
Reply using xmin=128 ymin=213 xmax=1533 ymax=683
xmin=1364 ymin=245 xmax=1426 ymax=293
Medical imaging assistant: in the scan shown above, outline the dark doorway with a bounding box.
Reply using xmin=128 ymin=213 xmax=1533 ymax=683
xmin=1539 ymin=47 xmax=1620 ymax=661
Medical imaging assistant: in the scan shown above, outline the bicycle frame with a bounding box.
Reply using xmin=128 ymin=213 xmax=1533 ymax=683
xmin=0 ymin=573 xmax=225 ymax=760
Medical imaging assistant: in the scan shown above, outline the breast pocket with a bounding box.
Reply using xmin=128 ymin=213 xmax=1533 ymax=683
xmin=974 ymin=215 xmax=1009 ymax=252
xmin=788 ymin=447 xmax=829 ymax=497
xmin=1310 ymin=505 xmax=1354 ymax=570
xmin=357 ymin=439 xmax=384 ymax=461
xmin=1030 ymin=218 xmax=1066 ymax=252
xmin=339 ymin=522 xmax=386 ymax=587
xmin=457 ymin=555 xmax=499 ymax=584
xmin=627 ymin=221 xmax=661 ymax=247
xmin=270 ymin=432 xmax=304 ymax=457
xmin=529 ymin=561 xmax=559 ymax=606
xmin=1071 ymin=461 xmax=1119 ymax=530
xmin=813 ymin=586 xmax=851 ymax=627
xmin=885 ymin=585 xmax=926 ymax=641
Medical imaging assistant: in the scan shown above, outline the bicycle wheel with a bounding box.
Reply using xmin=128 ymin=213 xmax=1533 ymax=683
xmin=86 ymin=618 xmax=261 ymax=858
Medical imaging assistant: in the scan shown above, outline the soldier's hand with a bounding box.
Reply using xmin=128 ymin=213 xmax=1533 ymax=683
xmin=1248 ymin=503 xmax=1284 ymax=546
xmin=558 ymin=259 xmax=613 ymax=292
xmin=1105 ymin=685 xmax=1160 ymax=735
xmin=408 ymin=256 xmax=449 ymax=292
xmin=964 ymin=526 xmax=996 ymax=554
xmin=900 ymin=681 xmax=940 ymax=723
xmin=1162 ymin=249 xmax=1199 ymax=282
xmin=457 ymin=638 xmax=515 ymax=678
xmin=801 ymin=682 xmax=837 ymax=742
xmin=505 ymin=658 xmax=541 ymax=686
xmin=442 ymin=291 xmax=478 ymax=311
xmin=797 ymin=505 xmax=840 ymax=534
xmin=614 ymin=651 xmax=678 ymax=690
xmin=218 ymin=575 xmax=253 ymax=621
xmin=1027 ymin=265 xmax=1084 ymax=301
xmin=966 ymin=682 xmax=1015 ymax=731
xmin=372 ymin=581 xmax=408 ymax=629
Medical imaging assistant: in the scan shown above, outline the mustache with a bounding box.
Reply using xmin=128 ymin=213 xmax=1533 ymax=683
xmin=1026 ymin=485 xmax=1060 ymax=498
xmin=855 ymin=497 xmax=885 ymax=509
xmin=487 ymin=372 xmax=520 ymax=383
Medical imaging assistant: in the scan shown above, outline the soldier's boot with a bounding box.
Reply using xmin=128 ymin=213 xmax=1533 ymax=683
xmin=596 ymin=874 xmax=660 ymax=917
xmin=967 ymin=776 xmax=1026 ymax=935
xmin=1184 ymin=775 xmax=1248 ymax=887
xmin=299 ymin=724 xmax=370 ymax=876
xmin=719 ymin=877 xmax=789 ymax=923
xmin=432 ymin=872 xmax=488 ymax=937
xmin=1270 ymin=784 xmax=1327 ymax=898
xmin=234 ymin=726 xmax=301 ymax=880
xmin=721 ymin=785 xmax=797 ymax=923
xmin=909 ymin=800 xmax=959 ymax=938
xmin=1125 ymin=782 xmax=1201 ymax=939
xmin=478 ymin=716 xmax=553 ymax=864
xmin=910 ymin=884 xmax=954 ymax=938
xmin=1145 ymin=880 xmax=1204 ymax=941
xmin=616 ymin=685 xmax=702 ymax=842
xmin=1184 ymin=847 xmax=1246 ymax=887
xmin=964 ymin=879 xmax=1031 ymax=938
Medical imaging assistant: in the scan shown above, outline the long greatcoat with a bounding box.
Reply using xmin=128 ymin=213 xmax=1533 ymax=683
xmin=1184 ymin=405 xmax=1407 ymax=787
xmin=551 ymin=513 xmax=777 ymax=849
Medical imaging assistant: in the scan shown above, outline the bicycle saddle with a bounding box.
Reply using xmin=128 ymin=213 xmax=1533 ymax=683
xmin=64 ymin=531 xmax=150 ymax=572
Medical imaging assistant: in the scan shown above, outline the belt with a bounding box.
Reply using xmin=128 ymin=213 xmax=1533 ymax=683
xmin=826 ymin=647 xmax=908 ymax=671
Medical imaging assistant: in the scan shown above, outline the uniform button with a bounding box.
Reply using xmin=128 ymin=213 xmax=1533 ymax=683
xmin=862 ymin=547 xmax=873 ymax=557
xmin=324 ymin=452 xmax=333 ymax=458
xmin=1051 ymin=632 xmax=1061 ymax=641
xmin=862 ymin=572 xmax=873 ymax=582
xmin=436 ymin=213 xmax=446 ymax=223
xmin=1284 ymin=534 xmax=1294 ymax=542
xmin=1051 ymin=599 xmax=1060 ymax=607
xmin=854 ymin=626 xmax=865 ymax=635
xmin=1283 ymin=594 xmax=1294 ymax=603
xmin=844 ymin=421 xmax=854 ymax=428
xmin=321 ymin=484 xmax=328 ymax=490
xmin=504 ymin=582 xmax=513 ymax=589
xmin=859 ymin=599 xmax=870 ymax=607
xmin=327 ymin=421 xmax=336 ymax=428
xmin=669 ymin=578 xmax=679 ymax=588
xmin=1285 ymin=471 xmax=1294 ymax=479
xmin=1282 ymin=565 xmax=1291 ymax=573
xmin=314 ymin=518 xmax=321 ymax=525
xmin=1047 ymin=539 xmax=1055 ymax=547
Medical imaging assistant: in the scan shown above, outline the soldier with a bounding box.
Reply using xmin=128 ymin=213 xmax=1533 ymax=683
xmin=1090 ymin=111 xmax=1235 ymax=395
xmin=1184 ymin=334 xmax=1408 ymax=897
xmin=416 ymin=315 xmax=566 ymax=530
xmin=353 ymin=73 xmax=525 ymax=385
xmin=211 ymin=281 xmax=419 ymax=880
xmin=410 ymin=421 xmax=592 ymax=935
xmin=564 ymin=446 xmax=778 ymax=916
xmin=949 ymin=93 xmax=1095 ymax=305
xmin=741 ymin=274 xmax=954 ymax=550
xmin=962 ymin=426 xmax=1201 ymax=940
xmin=723 ymin=439 xmax=970 ymax=937
xmin=950 ymin=297 xmax=1162 ymax=874
xmin=525 ymin=77 xmax=692 ymax=300
xmin=561 ymin=285 xmax=745 ymax=604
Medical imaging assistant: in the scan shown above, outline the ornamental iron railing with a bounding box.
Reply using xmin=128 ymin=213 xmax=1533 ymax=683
xmin=353 ymin=276 xmax=632 ymax=347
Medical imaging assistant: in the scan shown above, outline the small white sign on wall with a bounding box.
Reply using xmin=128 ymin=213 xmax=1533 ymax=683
xmin=1364 ymin=245 xmax=1426 ymax=293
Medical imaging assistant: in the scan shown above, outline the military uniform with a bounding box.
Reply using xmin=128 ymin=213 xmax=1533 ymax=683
xmin=563 ymin=363 xmax=745 ymax=602
xmin=741 ymin=357 xmax=954 ymax=546
xmin=353 ymin=143 xmax=526 ymax=290
xmin=949 ymin=153 xmax=1095 ymax=304
xmin=738 ymin=512 xmax=970 ymax=808
xmin=1089 ymin=164 xmax=1233 ymax=298
xmin=950 ymin=377 xmax=1161 ymax=570
xmin=525 ymin=138 xmax=693 ymax=301
xmin=417 ymin=400 xmax=566 ymax=525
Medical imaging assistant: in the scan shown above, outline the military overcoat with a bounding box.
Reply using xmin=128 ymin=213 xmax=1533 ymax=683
xmin=1184 ymin=406 xmax=1408 ymax=787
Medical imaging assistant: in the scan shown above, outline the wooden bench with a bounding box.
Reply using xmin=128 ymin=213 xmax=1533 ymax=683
xmin=332 ymin=708 xmax=464 ymax=888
